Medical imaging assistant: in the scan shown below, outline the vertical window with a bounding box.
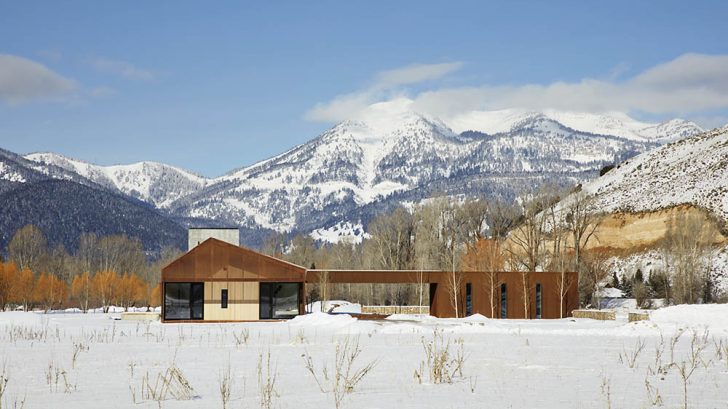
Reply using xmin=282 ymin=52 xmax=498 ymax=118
xmin=221 ymin=289 xmax=228 ymax=309
xmin=465 ymin=283 xmax=472 ymax=317
xmin=536 ymin=283 xmax=542 ymax=319
xmin=500 ymin=283 xmax=507 ymax=319
xmin=190 ymin=283 xmax=204 ymax=320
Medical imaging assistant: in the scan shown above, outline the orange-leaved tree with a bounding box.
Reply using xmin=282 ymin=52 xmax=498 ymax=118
xmin=11 ymin=267 xmax=35 ymax=311
xmin=0 ymin=262 xmax=18 ymax=311
xmin=117 ymin=273 xmax=146 ymax=311
xmin=149 ymin=284 xmax=161 ymax=308
xmin=71 ymin=272 xmax=92 ymax=313
xmin=33 ymin=273 xmax=68 ymax=312
xmin=92 ymin=270 xmax=119 ymax=313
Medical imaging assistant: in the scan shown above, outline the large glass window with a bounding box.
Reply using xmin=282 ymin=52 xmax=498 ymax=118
xmin=500 ymin=283 xmax=507 ymax=319
xmin=164 ymin=282 xmax=204 ymax=320
xmin=260 ymin=283 xmax=300 ymax=319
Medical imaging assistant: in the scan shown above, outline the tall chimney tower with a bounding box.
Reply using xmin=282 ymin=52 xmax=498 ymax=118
xmin=187 ymin=227 xmax=240 ymax=251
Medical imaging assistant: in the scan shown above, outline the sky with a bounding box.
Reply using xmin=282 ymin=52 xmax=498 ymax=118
xmin=1 ymin=1 xmax=728 ymax=177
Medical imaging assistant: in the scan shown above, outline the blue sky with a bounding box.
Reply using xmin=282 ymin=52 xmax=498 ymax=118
xmin=1 ymin=1 xmax=728 ymax=177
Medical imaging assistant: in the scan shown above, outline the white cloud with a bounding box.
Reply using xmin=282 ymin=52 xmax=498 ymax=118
xmin=0 ymin=54 xmax=75 ymax=104
xmin=375 ymin=62 xmax=463 ymax=88
xmin=305 ymin=62 xmax=462 ymax=122
xmin=306 ymin=54 xmax=728 ymax=125
xmin=90 ymin=57 xmax=155 ymax=81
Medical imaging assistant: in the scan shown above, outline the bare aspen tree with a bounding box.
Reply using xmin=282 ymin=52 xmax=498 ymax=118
xmin=506 ymin=189 xmax=551 ymax=272
xmin=318 ymin=270 xmax=330 ymax=312
xmin=582 ymin=249 xmax=611 ymax=309
xmin=96 ymin=235 xmax=146 ymax=277
xmin=564 ymin=191 xmax=602 ymax=268
xmin=462 ymin=239 xmax=504 ymax=317
xmin=663 ymin=212 xmax=713 ymax=304
xmin=261 ymin=231 xmax=287 ymax=258
xmin=367 ymin=207 xmax=415 ymax=271
xmin=8 ymin=224 xmax=48 ymax=273
xmin=44 ymin=244 xmax=73 ymax=283
xmin=485 ymin=198 xmax=520 ymax=240
xmin=283 ymin=234 xmax=318 ymax=268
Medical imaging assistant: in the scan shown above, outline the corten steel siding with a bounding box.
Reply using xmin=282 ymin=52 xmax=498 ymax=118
xmin=162 ymin=239 xmax=306 ymax=283
xmin=161 ymin=238 xmax=578 ymax=321
xmin=305 ymin=270 xmax=578 ymax=319
xmin=161 ymin=239 xmax=306 ymax=321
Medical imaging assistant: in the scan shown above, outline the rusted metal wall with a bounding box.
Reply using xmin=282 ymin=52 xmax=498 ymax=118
xmin=161 ymin=238 xmax=306 ymax=321
xmin=306 ymin=269 xmax=578 ymax=319
xmin=162 ymin=238 xmax=306 ymax=283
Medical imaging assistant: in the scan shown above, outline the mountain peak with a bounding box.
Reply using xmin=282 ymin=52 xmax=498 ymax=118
xmin=24 ymin=152 xmax=209 ymax=208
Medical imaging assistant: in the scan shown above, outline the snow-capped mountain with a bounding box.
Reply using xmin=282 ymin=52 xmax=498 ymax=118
xmin=25 ymin=152 xmax=210 ymax=208
xmin=449 ymin=109 xmax=702 ymax=143
xmin=3 ymin=108 xmax=709 ymax=246
xmin=172 ymin=109 xmax=689 ymax=236
xmin=582 ymin=125 xmax=728 ymax=220
xmin=0 ymin=148 xmax=187 ymax=252
xmin=0 ymin=147 xmax=96 ymax=193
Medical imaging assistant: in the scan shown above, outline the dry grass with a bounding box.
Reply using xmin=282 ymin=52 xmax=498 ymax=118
xmin=619 ymin=337 xmax=646 ymax=369
xmin=136 ymin=364 xmax=196 ymax=408
xmin=219 ymin=361 xmax=232 ymax=409
xmin=302 ymin=335 xmax=376 ymax=409
xmin=414 ymin=329 xmax=466 ymax=385
xmin=257 ymin=350 xmax=278 ymax=409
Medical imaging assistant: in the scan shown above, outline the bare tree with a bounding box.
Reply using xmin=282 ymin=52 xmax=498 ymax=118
xmin=367 ymin=207 xmax=415 ymax=271
xmin=8 ymin=224 xmax=48 ymax=272
xmin=486 ymin=198 xmax=519 ymax=240
xmin=662 ymin=212 xmax=713 ymax=304
xmin=462 ymin=238 xmax=504 ymax=317
xmin=261 ymin=231 xmax=287 ymax=258
xmin=283 ymin=234 xmax=318 ymax=267
xmin=582 ymin=249 xmax=611 ymax=309
xmin=43 ymin=244 xmax=72 ymax=283
xmin=96 ymin=235 xmax=146 ymax=275
xmin=413 ymin=198 xmax=474 ymax=317
xmin=519 ymin=270 xmax=531 ymax=318
xmin=506 ymin=189 xmax=552 ymax=272
xmin=563 ymin=190 xmax=603 ymax=273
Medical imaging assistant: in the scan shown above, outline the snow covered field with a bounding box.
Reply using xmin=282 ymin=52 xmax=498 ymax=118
xmin=1 ymin=306 xmax=727 ymax=408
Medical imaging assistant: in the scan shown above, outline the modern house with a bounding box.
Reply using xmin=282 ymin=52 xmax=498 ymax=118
xmin=161 ymin=228 xmax=579 ymax=322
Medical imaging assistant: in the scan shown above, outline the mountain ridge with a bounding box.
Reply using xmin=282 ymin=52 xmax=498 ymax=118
xmin=7 ymin=109 xmax=709 ymax=247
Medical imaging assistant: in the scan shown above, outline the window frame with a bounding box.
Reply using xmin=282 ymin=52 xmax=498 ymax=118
xmin=500 ymin=283 xmax=507 ymax=319
xmin=163 ymin=282 xmax=204 ymax=321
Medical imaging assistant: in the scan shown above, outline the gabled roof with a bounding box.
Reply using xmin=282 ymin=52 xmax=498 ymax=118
xmin=162 ymin=238 xmax=306 ymax=282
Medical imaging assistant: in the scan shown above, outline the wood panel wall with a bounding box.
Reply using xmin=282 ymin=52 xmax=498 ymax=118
xmin=204 ymin=281 xmax=260 ymax=321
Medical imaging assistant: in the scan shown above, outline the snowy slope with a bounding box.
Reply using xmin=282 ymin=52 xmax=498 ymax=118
xmin=582 ymin=125 xmax=728 ymax=220
xmin=25 ymin=152 xmax=210 ymax=208
xmin=0 ymin=147 xmax=97 ymax=194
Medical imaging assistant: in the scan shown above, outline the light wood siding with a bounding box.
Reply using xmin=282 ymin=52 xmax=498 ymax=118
xmin=204 ymin=281 xmax=259 ymax=321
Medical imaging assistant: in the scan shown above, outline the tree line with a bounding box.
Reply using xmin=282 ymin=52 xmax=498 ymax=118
xmin=1 ymin=186 xmax=722 ymax=314
xmin=0 ymin=225 xmax=181 ymax=312
xmin=264 ymin=186 xmax=725 ymax=312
